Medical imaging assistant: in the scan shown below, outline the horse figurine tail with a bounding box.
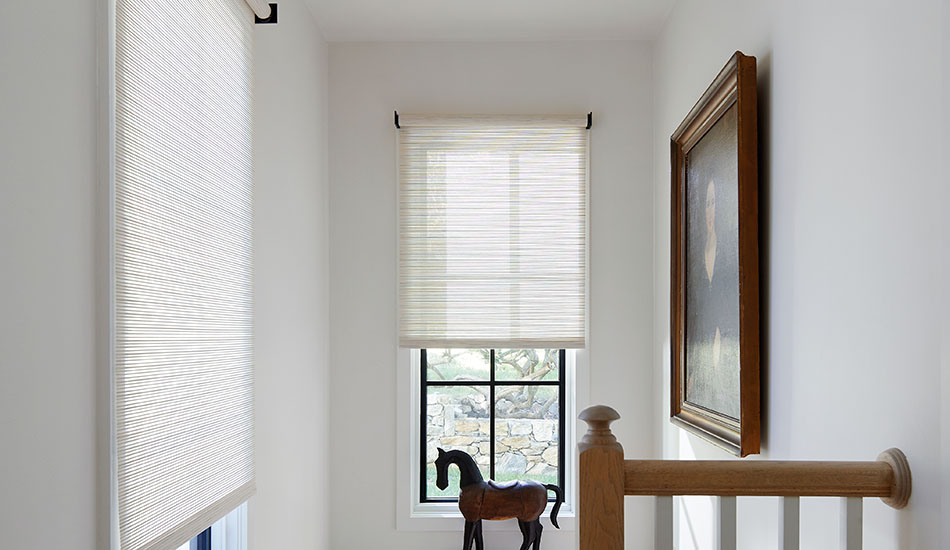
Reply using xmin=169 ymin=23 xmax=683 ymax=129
xmin=544 ymin=484 xmax=562 ymax=529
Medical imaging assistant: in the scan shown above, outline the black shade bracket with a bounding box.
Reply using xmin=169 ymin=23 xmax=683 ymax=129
xmin=255 ymin=3 xmax=278 ymax=24
xmin=586 ymin=112 xmax=592 ymax=130
xmin=394 ymin=111 xmax=400 ymax=129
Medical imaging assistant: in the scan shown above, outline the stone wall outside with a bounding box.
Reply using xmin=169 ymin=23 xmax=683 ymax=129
xmin=426 ymin=395 xmax=558 ymax=480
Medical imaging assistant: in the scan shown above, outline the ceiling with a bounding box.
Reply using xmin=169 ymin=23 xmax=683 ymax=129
xmin=304 ymin=0 xmax=677 ymax=42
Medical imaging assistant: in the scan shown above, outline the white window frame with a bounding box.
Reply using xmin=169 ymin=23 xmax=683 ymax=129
xmin=175 ymin=503 xmax=248 ymax=550
xmin=395 ymin=348 xmax=589 ymax=531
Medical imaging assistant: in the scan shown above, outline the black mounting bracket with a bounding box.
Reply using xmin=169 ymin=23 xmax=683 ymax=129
xmin=255 ymin=3 xmax=278 ymax=24
xmin=394 ymin=111 xmax=400 ymax=129
xmin=586 ymin=112 xmax=592 ymax=130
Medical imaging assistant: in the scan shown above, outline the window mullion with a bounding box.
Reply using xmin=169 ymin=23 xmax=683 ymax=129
xmin=422 ymin=382 xmax=564 ymax=388
xmin=559 ymin=349 xmax=566 ymax=501
xmin=489 ymin=349 xmax=496 ymax=481
xmin=420 ymin=349 xmax=428 ymax=502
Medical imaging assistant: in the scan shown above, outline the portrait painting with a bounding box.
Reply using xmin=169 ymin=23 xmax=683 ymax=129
xmin=685 ymin=105 xmax=741 ymax=420
xmin=670 ymin=52 xmax=760 ymax=456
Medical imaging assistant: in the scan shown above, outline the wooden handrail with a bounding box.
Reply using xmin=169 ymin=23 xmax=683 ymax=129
xmin=624 ymin=453 xmax=908 ymax=505
xmin=578 ymin=405 xmax=912 ymax=550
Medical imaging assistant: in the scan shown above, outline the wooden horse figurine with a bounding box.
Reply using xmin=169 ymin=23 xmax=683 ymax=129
xmin=435 ymin=448 xmax=562 ymax=550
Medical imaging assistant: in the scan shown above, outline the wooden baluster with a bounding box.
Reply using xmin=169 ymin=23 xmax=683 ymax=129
xmin=579 ymin=405 xmax=624 ymax=550
xmin=717 ymin=496 xmax=736 ymax=550
xmin=840 ymin=497 xmax=862 ymax=550
xmin=655 ymin=496 xmax=674 ymax=550
xmin=779 ymin=496 xmax=800 ymax=550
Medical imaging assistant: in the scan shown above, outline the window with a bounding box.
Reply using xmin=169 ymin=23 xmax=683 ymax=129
xmin=396 ymin=114 xmax=588 ymax=520
xmin=421 ymin=349 xmax=565 ymax=501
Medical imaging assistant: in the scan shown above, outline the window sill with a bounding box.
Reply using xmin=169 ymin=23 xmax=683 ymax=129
xmin=400 ymin=501 xmax=575 ymax=532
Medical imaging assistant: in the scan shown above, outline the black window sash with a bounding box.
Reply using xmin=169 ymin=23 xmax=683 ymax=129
xmin=420 ymin=349 xmax=566 ymax=503
xmin=192 ymin=527 xmax=211 ymax=550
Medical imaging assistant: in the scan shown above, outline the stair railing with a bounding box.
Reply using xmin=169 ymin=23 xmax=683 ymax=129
xmin=578 ymin=405 xmax=911 ymax=550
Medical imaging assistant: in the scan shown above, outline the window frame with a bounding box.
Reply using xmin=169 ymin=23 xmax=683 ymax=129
xmin=419 ymin=349 xmax=566 ymax=503
xmin=394 ymin=116 xmax=589 ymax=531
xmin=395 ymin=348 xmax=581 ymax=532
xmin=177 ymin=502 xmax=247 ymax=550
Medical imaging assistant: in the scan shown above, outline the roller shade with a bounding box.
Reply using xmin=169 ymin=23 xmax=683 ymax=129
xmin=114 ymin=1 xmax=255 ymax=549
xmin=398 ymin=115 xmax=589 ymax=349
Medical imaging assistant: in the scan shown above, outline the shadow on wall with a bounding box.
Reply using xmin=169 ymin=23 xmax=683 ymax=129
xmin=755 ymin=49 xmax=772 ymax=454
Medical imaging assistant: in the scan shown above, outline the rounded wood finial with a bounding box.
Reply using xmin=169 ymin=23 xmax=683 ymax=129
xmin=579 ymin=405 xmax=621 ymax=423
xmin=877 ymin=447 xmax=911 ymax=509
xmin=578 ymin=405 xmax=622 ymax=453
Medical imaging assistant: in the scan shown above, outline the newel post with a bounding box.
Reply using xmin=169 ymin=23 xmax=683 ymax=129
xmin=579 ymin=405 xmax=624 ymax=550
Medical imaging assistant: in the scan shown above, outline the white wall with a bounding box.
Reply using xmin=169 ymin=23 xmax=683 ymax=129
xmin=250 ymin=0 xmax=331 ymax=548
xmin=0 ymin=0 xmax=99 ymax=547
xmin=328 ymin=41 xmax=656 ymax=549
xmin=652 ymin=1 xmax=947 ymax=548
xmin=942 ymin=4 xmax=950 ymax=545
xmin=0 ymin=1 xmax=331 ymax=547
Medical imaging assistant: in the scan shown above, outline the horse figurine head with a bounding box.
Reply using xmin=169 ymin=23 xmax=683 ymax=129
xmin=435 ymin=447 xmax=484 ymax=491
xmin=435 ymin=447 xmax=450 ymax=490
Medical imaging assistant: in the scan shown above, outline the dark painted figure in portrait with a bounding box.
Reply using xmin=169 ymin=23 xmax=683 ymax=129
xmin=684 ymin=104 xmax=741 ymax=420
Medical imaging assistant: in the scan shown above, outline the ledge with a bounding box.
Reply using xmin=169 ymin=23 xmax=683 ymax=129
xmin=399 ymin=501 xmax=575 ymax=532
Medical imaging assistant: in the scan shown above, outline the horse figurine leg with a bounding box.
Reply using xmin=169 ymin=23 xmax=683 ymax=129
xmin=474 ymin=520 xmax=484 ymax=550
xmin=463 ymin=521 xmax=477 ymax=550
xmin=531 ymin=520 xmax=543 ymax=550
xmin=517 ymin=519 xmax=543 ymax=550
xmin=518 ymin=519 xmax=541 ymax=550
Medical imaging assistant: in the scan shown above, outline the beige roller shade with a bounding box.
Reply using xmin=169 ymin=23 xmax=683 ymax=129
xmin=398 ymin=115 xmax=589 ymax=349
xmin=114 ymin=0 xmax=255 ymax=548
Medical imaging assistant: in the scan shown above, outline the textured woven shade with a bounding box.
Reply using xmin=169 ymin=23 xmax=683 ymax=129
xmin=398 ymin=115 xmax=589 ymax=349
xmin=114 ymin=1 xmax=255 ymax=548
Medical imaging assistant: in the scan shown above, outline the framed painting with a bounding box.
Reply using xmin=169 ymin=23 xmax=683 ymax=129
xmin=670 ymin=51 xmax=759 ymax=457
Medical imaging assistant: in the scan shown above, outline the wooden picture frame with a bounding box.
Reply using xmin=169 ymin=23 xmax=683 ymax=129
xmin=670 ymin=51 xmax=759 ymax=457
